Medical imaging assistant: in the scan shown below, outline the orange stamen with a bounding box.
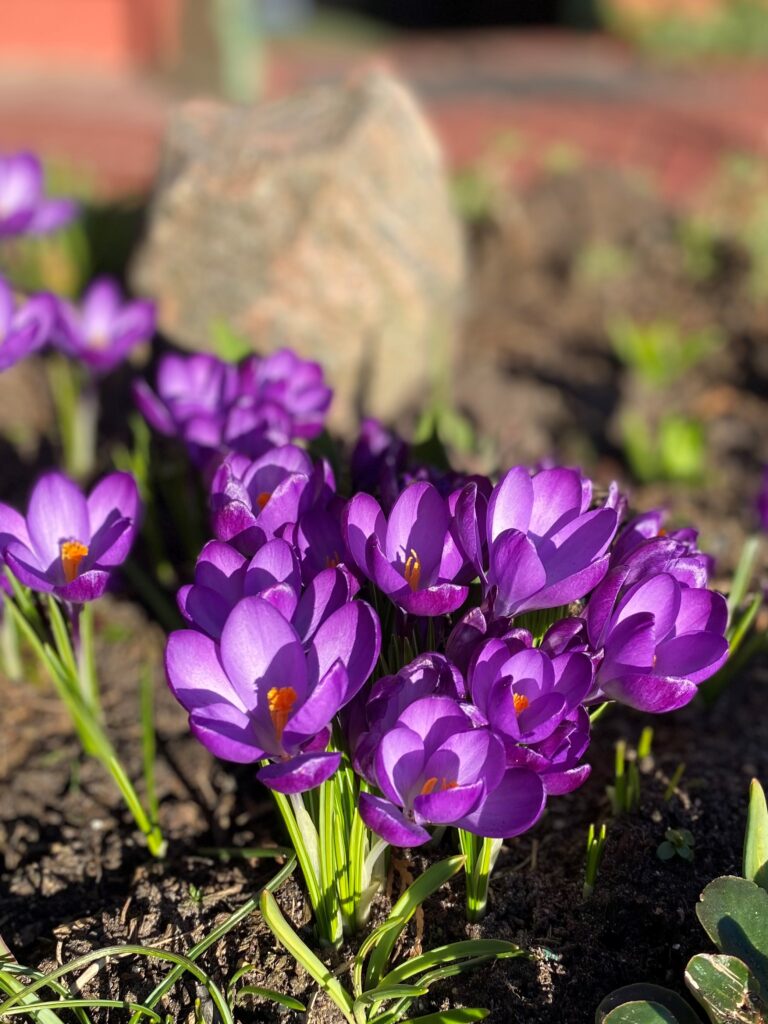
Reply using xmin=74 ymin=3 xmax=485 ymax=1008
xmin=403 ymin=548 xmax=421 ymax=591
xmin=325 ymin=551 xmax=340 ymax=569
xmin=513 ymin=693 xmax=530 ymax=716
xmin=420 ymin=776 xmax=457 ymax=795
xmin=267 ymin=686 xmax=297 ymax=741
xmin=256 ymin=491 xmax=271 ymax=510
xmin=60 ymin=540 xmax=89 ymax=584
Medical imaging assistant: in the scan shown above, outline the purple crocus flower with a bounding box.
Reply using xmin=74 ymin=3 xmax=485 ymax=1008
xmin=0 ymin=276 xmax=55 ymax=372
xmin=468 ymin=638 xmax=594 ymax=750
xmin=359 ymin=695 xmax=545 ymax=846
xmin=133 ymin=353 xmax=242 ymax=467
xmin=350 ymin=653 xmax=465 ymax=780
xmin=165 ymin=594 xmax=381 ymax=793
xmin=586 ymin=568 xmax=729 ymax=712
xmin=239 ymin=349 xmax=332 ymax=441
xmin=178 ymin=535 xmax=358 ymax=645
xmin=211 ymin=446 xmax=326 ymax=556
xmin=506 ymin=706 xmax=592 ymax=795
xmin=456 ymin=466 xmax=618 ymax=616
xmin=135 ymin=349 xmax=332 ymax=466
xmin=343 ymin=481 xmax=468 ymax=616
xmin=0 ymin=471 xmax=140 ymax=603
xmin=52 ymin=277 xmax=155 ymax=374
xmin=351 ymin=418 xmax=409 ymax=496
xmin=0 ymin=153 xmax=77 ymax=238
xmin=610 ymin=509 xmax=712 ymax=589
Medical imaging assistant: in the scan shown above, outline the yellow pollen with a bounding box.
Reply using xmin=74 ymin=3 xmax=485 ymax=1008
xmin=420 ymin=776 xmax=457 ymax=795
xmin=267 ymin=686 xmax=297 ymax=741
xmin=403 ymin=548 xmax=421 ymax=591
xmin=256 ymin=491 xmax=271 ymax=510
xmin=513 ymin=693 xmax=530 ymax=716
xmin=60 ymin=540 xmax=89 ymax=584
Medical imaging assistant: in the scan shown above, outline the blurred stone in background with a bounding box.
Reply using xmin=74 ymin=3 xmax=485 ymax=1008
xmin=132 ymin=70 xmax=465 ymax=432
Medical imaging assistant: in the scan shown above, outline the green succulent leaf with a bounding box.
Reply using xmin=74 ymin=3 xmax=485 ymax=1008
xmin=596 ymin=984 xmax=702 ymax=1024
xmin=696 ymin=876 xmax=768 ymax=998
xmin=743 ymin=780 xmax=768 ymax=891
xmin=602 ymin=1001 xmax=682 ymax=1023
xmin=685 ymin=954 xmax=763 ymax=1024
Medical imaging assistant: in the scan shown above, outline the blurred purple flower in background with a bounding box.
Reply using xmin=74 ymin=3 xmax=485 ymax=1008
xmin=0 ymin=471 xmax=140 ymax=603
xmin=166 ymin=593 xmax=380 ymax=792
xmin=0 ymin=152 xmax=77 ymax=239
xmin=135 ymin=349 xmax=332 ymax=467
xmin=53 ymin=277 xmax=155 ymax=374
xmin=0 ymin=276 xmax=55 ymax=371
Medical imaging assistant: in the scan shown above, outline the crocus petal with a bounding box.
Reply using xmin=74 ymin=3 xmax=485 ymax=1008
xmin=281 ymin=659 xmax=348 ymax=750
xmin=674 ymin=588 xmax=728 ymax=636
xmin=179 ymin=584 xmax=232 ymax=639
xmin=189 ymin=710 xmax=264 ymax=763
xmin=414 ymin=780 xmax=484 ymax=825
xmin=0 ymin=503 xmax=31 ymax=550
xmin=600 ymin=612 xmax=656 ymax=680
xmin=5 ymin=548 xmax=54 ymax=592
xmin=27 ymin=473 xmax=90 ymax=567
xmin=166 ymin=628 xmax=248 ymax=713
xmin=487 ymin=466 xmax=533 ymax=543
xmin=244 ymin=538 xmax=300 ymax=594
xmin=57 ymin=569 xmax=111 ymax=603
xmin=342 ymin=492 xmax=386 ymax=576
xmin=543 ymin=764 xmax=591 ymax=795
xmin=307 ymin=599 xmax=381 ymax=700
xmin=586 ymin=566 xmax=630 ymax=649
xmin=375 ymin=724 xmax=426 ymax=806
xmin=257 ymin=581 xmax=299 ymax=622
xmin=653 ymin=632 xmax=729 ymax=684
xmin=257 ymin=751 xmax=341 ymax=794
xmin=385 ymin=482 xmax=449 ymax=584
xmin=528 ymin=468 xmax=583 ymax=538
xmin=458 ymin=768 xmax=546 ymax=838
xmin=86 ymin=472 xmax=140 ymax=565
xmin=601 ymin=672 xmax=697 ymax=713
xmin=396 ymin=583 xmax=469 ymax=617
xmin=293 ymin=567 xmax=355 ymax=645
xmin=526 ymin=555 xmax=611 ymax=612
xmin=133 ymin=380 xmax=175 ymax=436
xmin=359 ymin=793 xmax=431 ymax=847
xmin=220 ymin=596 xmax=307 ymax=709
xmin=489 ymin=530 xmax=546 ymax=616
xmin=615 ymin=573 xmax=681 ymax=643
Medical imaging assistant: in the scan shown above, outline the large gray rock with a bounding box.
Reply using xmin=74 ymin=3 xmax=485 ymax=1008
xmin=132 ymin=71 xmax=465 ymax=432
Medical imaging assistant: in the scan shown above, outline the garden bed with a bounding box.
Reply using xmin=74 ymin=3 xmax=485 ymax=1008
xmin=2 ymin=159 xmax=768 ymax=1023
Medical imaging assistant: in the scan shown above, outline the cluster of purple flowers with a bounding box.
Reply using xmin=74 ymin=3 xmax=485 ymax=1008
xmin=165 ymin=398 xmax=729 ymax=846
xmin=134 ymin=349 xmax=332 ymax=469
xmin=0 ymin=152 xmax=155 ymax=375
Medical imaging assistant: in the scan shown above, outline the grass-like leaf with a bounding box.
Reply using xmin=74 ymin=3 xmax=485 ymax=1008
xmin=377 ymin=940 xmax=522 ymax=989
xmin=260 ymin=890 xmax=355 ymax=1023
xmin=363 ymin=855 xmax=465 ymax=989
xmin=233 ymin=986 xmax=306 ymax=1011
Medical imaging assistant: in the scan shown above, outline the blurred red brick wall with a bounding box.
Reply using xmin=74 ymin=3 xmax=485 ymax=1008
xmin=0 ymin=0 xmax=183 ymax=73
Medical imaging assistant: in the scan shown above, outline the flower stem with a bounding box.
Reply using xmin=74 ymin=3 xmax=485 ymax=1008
xmin=0 ymin=606 xmax=22 ymax=682
xmin=47 ymin=356 xmax=99 ymax=481
xmin=459 ymin=830 xmax=502 ymax=922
